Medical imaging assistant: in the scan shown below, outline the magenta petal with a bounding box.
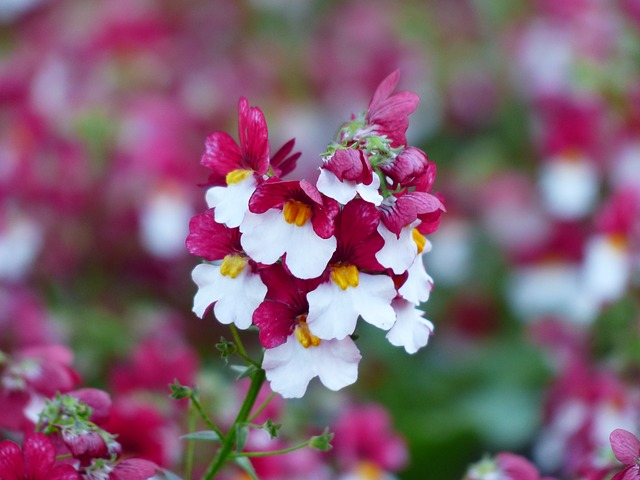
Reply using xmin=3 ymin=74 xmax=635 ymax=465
xmin=23 ymin=433 xmax=56 ymax=479
xmin=401 ymin=191 xmax=445 ymax=215
xmin=46 ymin=464 xmax=80 ymax=480
xmin=611 ymin=429 xmax=640 ymax=464
xmin=496 ymin=452 xmax=540 ymax=480
xmin=63 ymin=431 xmax=108 ymax=460
xmin=366 ymin=71 xmax=419 ymax=148
xmin=334 ymin=200 xmax=384 ymax=270
xmin=238 ymin=97 xmax=270 ymax=176
xmin=201 ymin=131 xmax=242 ymax=185
xmin=325 ymin=149 xmax=372 ymax=184
xmin=0 ymin=440 xmax=23 ymax=480
xmin=69 ymin=388 xmax=112 ymax=425
xmin=186 ymin=210 xmax=240 ymax=261
xmin=271 ymin=138 xmax=300 ymax=178
xmin=382 ymin=147 xmax=428 ymax=185
xmin=367 ymin=70 xmax=401 ymax=115
xmin=248 ymin=178 xmax=290 ymax=213
xmin=111 ymin=458 xmax=157 ymax=480
xmin=611 ymin=465 xmax=640 ymax=480
xmin=310 ymin=195 xmax=339 ymax=240
xmin=337 ymin=199 xmax=381 ymax=247
xmin=253 ymin=301 xmax=296 ymax=349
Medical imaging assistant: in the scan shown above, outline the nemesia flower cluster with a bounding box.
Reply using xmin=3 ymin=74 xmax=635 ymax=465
xmin=187 ymin=71 xmax=444 ymax=398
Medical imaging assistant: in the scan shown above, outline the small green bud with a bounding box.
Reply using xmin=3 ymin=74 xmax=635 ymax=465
xmin=309 ymin=427 xmax=334 ymax=451
xmin=169 ymin=380 xmax=193 ymax=400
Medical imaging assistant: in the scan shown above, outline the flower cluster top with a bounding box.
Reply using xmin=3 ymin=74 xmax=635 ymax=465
xmin=187 ymin=71 xmax=445 ymax=398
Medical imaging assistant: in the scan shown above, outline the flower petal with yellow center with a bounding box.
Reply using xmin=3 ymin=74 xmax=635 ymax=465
xmin=219 ymin=254 xmax=247 ymax=278
xmin=294 ymin=317 xmax=321 ymax=348
xmin=225 ymin=169 xmax=254 ymax=185
xmin=283 ymin=200 xmax=312 ymax=226
xmin=330 ymin=264 xmax=359 ymax=290
xmin=412 ymin=228 xmax=426 ymax=254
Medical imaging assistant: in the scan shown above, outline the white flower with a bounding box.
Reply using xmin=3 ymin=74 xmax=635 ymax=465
xmin=205 ymin=175 xmax=258 ymax=228
xmin=375 ymin=222 xmax=418 ymax=274
xmin=398 ymin=253 xmax=433 ymax=305
xmin=191 ymin=260 xmax=267 ymax=329
xmin=262 ymin=327 xmax=361 ymax=398
xmin=386 ymin=299 xmax=434 ymax=354
xmin=316 ymin=168 xmax=382 ymax=206
xmin=240 ymin=209 xmax=336 ymax=279
xmin=307 ymin=270 xmax=396 ymax=340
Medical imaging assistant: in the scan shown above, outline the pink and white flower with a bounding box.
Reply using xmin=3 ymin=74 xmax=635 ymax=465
xmin=253 ymin=264 xmax=361 ymax=398
xmin=386 ymin=298 xmax=434 ymax=354
xmin=306 ymin=199 xmax=396 ymax=340
xmin=186 ymin=209 xmax=266 ymax=329
xmin=240 ymin=179 xmax=339 ymax=279
xmin=317 ymin=148 xmax=382 ymax=206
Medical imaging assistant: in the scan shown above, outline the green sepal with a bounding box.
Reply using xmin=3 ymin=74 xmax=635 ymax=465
xmin=261 ymin=419 xmax=281 ymax=439
xmin=169 ymin=380 xmax=193 ymax=400
xmin=308 ymin=427 xmax=334 ymax=451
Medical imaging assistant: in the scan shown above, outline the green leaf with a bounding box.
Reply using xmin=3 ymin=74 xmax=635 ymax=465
xmin=235 ymin=423 xmax=250 ymax=452
xmin=180 ymin=430 xmax=222 ymax=442
xmin=233 ymin=457 xmax=259 ymax=480
xmin=230 ymin=364 xmax=258 ymax=380
xmin=308 ymin=427 xmax=334 ymax=451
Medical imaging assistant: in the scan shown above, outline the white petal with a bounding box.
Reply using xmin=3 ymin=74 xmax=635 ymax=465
xmin=355 ymin=174 xmax=383 ymax=206
xmin=386 ymin=299 xmax=434 ymax=354
xmin=375 ymin=223 xmax=417 ymax=274
xmin=263 ymin=337 xmax=317 ymax=398
xmin=212 ymin=269 xmax=267 ymax=329
xmin=191 ymin=263 xmax=266 ymax=329
xmin=240 ymin=209 xmax=289 ymax=265
xmin=262 ymin=334 xmax=361 ymax=398
xmin=351 ymin=273 xmax=397 ymax=330
xmin=316 ymin=169 xmax=358 ymax=204
xmin=307 ymin=282 xmax=359 ymax=340
xmin=192 ymin=263 xmax=224 ymax=318
xmin=315 ymin=337 xmax=361 ymax=391
xmin=581 ymin=235 xmax=629 ymax=304
xmin=283 ymin=224 xmax=336 ymax=279
xmin=399 ymin=255 xmax=433 ymax=304
xmin=538 ymin=156 xmax=599 ymax=220
xmin=206 ymin=176 xmax=257 ymax=228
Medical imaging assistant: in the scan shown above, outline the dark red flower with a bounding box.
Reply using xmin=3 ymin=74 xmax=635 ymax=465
xmin=0 ymin=433 xmax=79 ymax=480
xmin=201 ymin=97 xmax=270 ymax=187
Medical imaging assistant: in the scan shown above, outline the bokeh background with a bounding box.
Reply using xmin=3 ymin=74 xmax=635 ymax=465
xmin=2 ymin=0 xmax=640 ymax=478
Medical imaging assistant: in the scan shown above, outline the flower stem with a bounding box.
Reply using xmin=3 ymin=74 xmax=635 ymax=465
xmin=232 ymin=440 xmax=310 ymax=458
xmin=190 ymin=393 xmax=224 ymax=440
xmin=185 ymin=402 xmax=197 ymax=480
xmin=248 ymin=391 xmax=276 ymax=422
xmin=202 ymin=367 xmax=266 ymax=479
xmin=230 ymin=324 xmax=259 ymax=367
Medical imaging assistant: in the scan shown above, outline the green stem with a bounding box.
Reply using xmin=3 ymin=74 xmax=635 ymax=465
xmin=247 ymin=391 xmax=276 ymax=423
xmin=185 ymin=402 xmax=197 ymax=480
xmin=190 ymin=394 xmax=224 ymax=440
xmin=202 ymin=368 xmax=266 ymax=479
xmin=232 ymin=440 xmax=310 ymax=458
xmin=230 ymin=325 xmax=259 ymax=367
